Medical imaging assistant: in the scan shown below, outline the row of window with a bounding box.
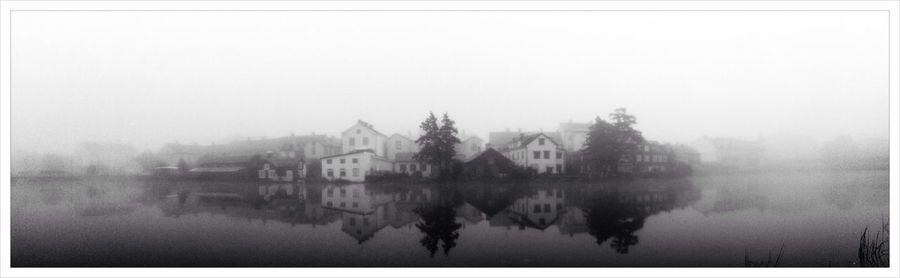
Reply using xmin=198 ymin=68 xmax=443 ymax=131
xmin=326 ymin=187 xmax=362 ymax=198
xmin=397 ymin=163 xmax=428 ymax=172
xmin=510 ymin=150 xmax=564 ymax=161
xmin=348 ymin=136 xmax=371 ymax=146
xmin=325 ymin=201 xmax=361 ymax=209
xmin=326 ymin=168 xmax=361 ymax=177
xmin=636 ymin=154 xmax=668 ymax=163
xmin=326 ymin=158 xmax=359 ymax=164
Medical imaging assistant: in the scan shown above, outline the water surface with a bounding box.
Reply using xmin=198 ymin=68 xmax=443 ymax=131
xmin=10 ymin=170 xmax=889 ymax=266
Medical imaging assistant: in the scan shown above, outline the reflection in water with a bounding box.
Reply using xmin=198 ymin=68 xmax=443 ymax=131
xmin=19 ymin=171 xmax=887 ymax=266
xmin=414 ymin=188 xmax=463 ymax=257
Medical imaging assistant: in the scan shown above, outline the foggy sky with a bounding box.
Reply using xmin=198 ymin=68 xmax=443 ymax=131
xmin=11 ymin=11 xmax=889 ymax=154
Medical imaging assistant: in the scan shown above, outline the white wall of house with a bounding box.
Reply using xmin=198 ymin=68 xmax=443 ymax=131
xmin=386 ymin=134 xmax=418 ymax=161
xmin=509 ymin=188 xmax=564 ymax=227
xmin=341 ymin=122 xmax=387 ymax=157
xmin=455 ymin=137 xmax=484 ymax=160
xmin=321 ymin=151 xmax=391 ymax=182
xmin=501 ymin=134 xmax=565 ymax=174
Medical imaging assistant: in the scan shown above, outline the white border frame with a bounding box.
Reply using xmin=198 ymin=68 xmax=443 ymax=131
xmin=1 ymin=1 xmax=898 ymax=277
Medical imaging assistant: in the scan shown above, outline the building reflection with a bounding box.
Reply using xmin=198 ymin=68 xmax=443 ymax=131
xmin=151 ymin=178 xmax=699 ymax=255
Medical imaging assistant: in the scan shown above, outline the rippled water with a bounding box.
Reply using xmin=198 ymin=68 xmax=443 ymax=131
xmin=10 ymin=170 xmax=888 ymax=266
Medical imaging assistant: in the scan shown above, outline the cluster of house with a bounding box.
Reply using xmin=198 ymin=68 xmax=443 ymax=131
xmin=156 ymin=119 xmax=693 ymax=182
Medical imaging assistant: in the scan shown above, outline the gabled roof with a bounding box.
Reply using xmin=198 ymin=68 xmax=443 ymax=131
xmin=319 ymin=149 xmax=375 ymax=160
xmin=489 ymin=131 xmax=561 ymax=148
xmin=500 ymin=133 xmax=561 ymax=150
xmin=387 ymin=133 xmax=415 ymax=142
xmin=341 ymin=120 xmax=386 ymax=137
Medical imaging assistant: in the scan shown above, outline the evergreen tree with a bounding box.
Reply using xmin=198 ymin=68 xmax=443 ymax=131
xmin=582 ymin=108 xmax=644 ymax=177
xmin=414 ymin=111 xmax=462 ymax=180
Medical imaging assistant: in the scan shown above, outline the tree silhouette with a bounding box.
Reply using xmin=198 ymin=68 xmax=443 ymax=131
xmin=414 ymin=111 xmax=462 ymax=181
xmin=414 ymin=190 xmax=463 ymax=257
xmin=582 ymin=108 xmax=644 ymax=177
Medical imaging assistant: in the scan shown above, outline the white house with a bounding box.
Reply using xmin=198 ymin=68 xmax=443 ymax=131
xmin=341 ymin=120 xmax=388 ymax=157
xmin=320 ymin=149 xmax=393 ymax=182
xmin=385 ymin=133 xmax=419 ymax=161
xmin=454 ymin=136 xmax=484 ymax=160
xmin=498 ymin=133 xmax=565 ymax=174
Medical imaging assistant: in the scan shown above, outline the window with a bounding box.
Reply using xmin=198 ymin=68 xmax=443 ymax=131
xmin=326 ymin=201 xmax=333 ymax=207
xmin=421 ymin=164 xmax=427 ymax=171
xmin=258 ymin=170 xmax=265 ymax=179
xmin=533 ymin=204 xmax=541 ymax=213
xmin=543 ymin=151 xmax=550 ymax=159
xmin=544 ymin=204 xmax=551 ymax=212
xmin=352 ymin=158 xmax=358 ymax=164
xmin=340 ymin=189 xmax=346 ymax=197
xmin=556 ymin=152 xmax=562 ymax=159
xmin=352 ymin=202 xmax=358 ymax=208
xmin=471 ymin=143 xmax=477 ymax=152
xmin=363 ymin=137 xmax=369 ymax=146
xmin=363 ymin=218 xmax=370 ymax=226
xmin=546 ymin=166 xmax=553 ymax=174
xmin=395 ymin=141 xmax=402 ymax=150
xmin=340 ymin=202 xmax=346 ymax=208
xmin=400 ymin=164 xmax=407 ymax=172
xmin=352 ymin=168 xmax=359 ymax=177
xmin=340 ymin=169 xmax=346 ymax=177
xmin=410 ymin=164 xmax=417 ymax=171
xmin=340 ymin=159 xmax=345 ymax=164
xmin=547 ymin=190 xmax=554 ymax=197
xmin=556 ymin=164 xmax=562 ymax=173
xmin=538 ymin=138 xmax=545 ymax=145
xmin=349 ymin=217 xmax=355 ymax=226
xmin=327 ymin=188 xmax=334 ymax=197
xmin=349 ymin=137 xmax=355 ymax=146
xmin=533 ymin=151 xmax=540 ymax=159
xmin=326 ymin=159 xmax=332 ymax=164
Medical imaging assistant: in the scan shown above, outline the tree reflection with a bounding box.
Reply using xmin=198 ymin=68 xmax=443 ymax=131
xmin=578 ymin=179 xmax=699 ymax=254
xmin=414 ymin=187 xmax=463 ymax=257
xmin=581 ymin=192 xmax=646 ymax=254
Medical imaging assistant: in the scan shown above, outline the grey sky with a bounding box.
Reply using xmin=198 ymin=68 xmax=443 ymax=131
xmin=12 ymin=11 xmax=889 ymax=154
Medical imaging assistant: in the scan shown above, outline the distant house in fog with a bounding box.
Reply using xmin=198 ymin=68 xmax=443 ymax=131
xmin=631 ymin=141 xmax=676 ymax=174
xmin=392 ymin=152 xmax=433 ymax=177
xmin=385 ymin=133 xmax=418 ymax=161
xmin=190 ymin=155 xmax=264 ymax=180
xmin=259 ymin=156 xmax=306 ymax=182
xmin=557 ymin=121 xmax=591 ymax=152
xmin=342 ymin=120 xmax=388 ymax=157
xmin=454 ymin=135 xmax=484 ymax=160
xmin=320 ymin=149 xmax=393 ymax=182
xmin=497 ymin=133 xmax=565 ymax=175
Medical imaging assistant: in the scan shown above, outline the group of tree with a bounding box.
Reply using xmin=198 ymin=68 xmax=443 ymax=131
xmin=414 ymin=111 xmax=462 ymax=181
xmin=581 ymin=108 xmax=645 ymax=177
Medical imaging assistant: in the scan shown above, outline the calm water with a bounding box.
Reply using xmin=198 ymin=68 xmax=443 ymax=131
xmin=11 ymin=170 xmax=889 ymax=267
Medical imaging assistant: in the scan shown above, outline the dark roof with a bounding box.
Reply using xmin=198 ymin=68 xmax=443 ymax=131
xmin=320 ymin=149 xmax=375 ymax=159
xmin=197 ymin=155 xmax=258 ymax=165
